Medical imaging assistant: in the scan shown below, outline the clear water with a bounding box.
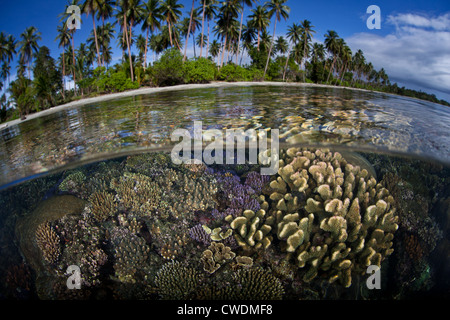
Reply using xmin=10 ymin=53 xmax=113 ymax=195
xmin=0 ymin=84 xmax=448 ymax=300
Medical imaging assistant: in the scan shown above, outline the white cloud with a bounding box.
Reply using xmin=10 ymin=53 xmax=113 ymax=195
xmin=346 ymin=12 xmax=450 ymax=101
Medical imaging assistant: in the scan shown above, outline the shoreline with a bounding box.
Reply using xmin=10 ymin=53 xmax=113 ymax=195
xmin=0 ymin=81 xmax=396 ymax=130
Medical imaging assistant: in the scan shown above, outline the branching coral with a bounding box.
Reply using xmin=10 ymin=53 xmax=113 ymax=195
xmin=110 ymin=172 xmax=161 ymax=216
xmin=35 ymin=223 xmax=61 ymax=265
xmin=89 ymin=191 xmax=117 ymax=222
xmin=270 ymin=148 xmax=398 ymax=287
xmin=113 ymin=234 xmax=151 ymax=284
xmin=154 ymin=261 xmax=202 ymax=300
xmin=232 ymin=268 xmax=284 ymax=300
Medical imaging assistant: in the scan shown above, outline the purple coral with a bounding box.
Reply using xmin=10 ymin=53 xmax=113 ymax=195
xmin=189 ymin=224 xmax=211 ymax=245
xmin=244 ymin=171 xmax=270 ymax=194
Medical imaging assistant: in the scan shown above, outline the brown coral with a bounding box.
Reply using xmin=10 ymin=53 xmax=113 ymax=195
xmin=201 ymin=242 xmax=236 ymax=274
xmin=35 ymin=223 xmax=61 ymax=264
xmin=89 ymin=191 xmax=117 ymax=222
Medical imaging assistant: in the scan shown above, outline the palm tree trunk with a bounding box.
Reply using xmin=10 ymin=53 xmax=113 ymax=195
xmin=167 ymin=19 xmax=173 ymax=47
xmin=264 ymin=19 xmax=278 ymax=78
xmin=144 ymin=28 xmax=149 ymax=69
xmin=200 ymin=0 xmax=206 ymax=58
xmin=236 ymin=8 xmax=245 ymax=65
xmin=257 ymin=28 xmax=261 ymax=51
xmin=303 ymin=38 xmax=307 ymax=82
xmin=326 ymin=56 xmax=336 ymax=84
xmin=92 ymin=14 xmax=101 ymax=67
xmin=220 ymin=33 xmax=227 ymax=67
xmin=206 ymin=20 xmax=210 ymax=58
xmin=283 ymin=43 xmax=293 ymax=81
xmin=183 ymin=0 xmax=195 ymax=62
xmin=123 ymin=14 xmax=134 ymax=82
xmin=62 ymin=50 xmax=65 ymax=100
xmin=71 ymin=33 xmax=77 ymax=95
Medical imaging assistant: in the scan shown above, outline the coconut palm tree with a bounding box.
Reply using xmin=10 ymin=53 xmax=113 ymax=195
xmin=81 ymin=0 xmax=102 ymax=67
xmin=18 ymin=26 xmax=42 ymax=79
xmin=324 ymin=30 xmax=339 ymax=83
xmin=209 ymin=39 xmax=221 ymax=63
xmin=351 ymin=49 xmax=365 ymax=84
xmin=140 ymin=0 xmax=162 ymax=68
xmin=183 ymin=7 xmax=201 ymax=61
xmin=199 ymin=0 xmax=218 ymax=58
xmin=275 ymin=36 xmax=288 ymax=57
xmin=136 ymin=34 xmax=147 ymax=62
xmin=217 ymin=0 xmax=241 ymax=67
xmin=311 ymin=42 xmax=325 ymax=64
xmin=235 ymin=0 xmax=257 ymax=64
xmin=240 ymin=23 xmax=256 ymax=64
xmin=337 ymin=42 xmax=352 ymax=85
xmin=0 ymin=33 xmax=17 ymax=67
xmin=59 ymin=0 xmax=81 ymax=93
xmin=98 ymin=22 xmax=116 ymax=66
xmin=183 ymin=0 xmax=196 ymax=62
xmin=0 ymin=62 xmax=10 ymax=91
xmin=198 ymin=0 xmax=217 ymax=58
xmin=282 ymin=22 xmax=301 ymax=81
xmin=248 ymin=5 xmax=270 ymax=51
xmin=55 ymin=23 xmax=71 ymax=99
xmin=300 ymin=19 xmax=315 ymax=82
xmin=116 ymin=0 xmax=140 ymax=81
xmin=97 ymin=0 xmax=115 ymax=25
xmin=160 ymin=0 xmax=184 ymax=49
xmin=263 ymin=0 xmax=290 ymax=78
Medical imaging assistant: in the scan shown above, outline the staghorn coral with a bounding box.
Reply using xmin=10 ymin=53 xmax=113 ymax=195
xmin=35 ymin=223 xmax=61 ymax=265
xmin=243 ymin=148 xmax=398 ymax=287
xmin=201 ymin=242 xmax=236 ymax=274
xmin=154 ymin=261 xmax=202 ymax=300
xmin=226 ymin=209 xmax=274 ymax=251
xmin=232 ymin=268 xmax=284 ymax=300
xmin=89 ymin=191 xmax=117 ymax=222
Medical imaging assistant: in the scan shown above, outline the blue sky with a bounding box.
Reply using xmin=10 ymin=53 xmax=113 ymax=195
xmin=1 ymin=0 xmax=450 ymax=100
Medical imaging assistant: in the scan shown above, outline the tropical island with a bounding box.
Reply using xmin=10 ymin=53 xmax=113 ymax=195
xmin=1 ymin=0 xmax=449 ymax=124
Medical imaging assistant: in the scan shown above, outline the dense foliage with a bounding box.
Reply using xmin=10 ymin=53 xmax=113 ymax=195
xmin=0 ymin=0 xmax=448 ymax=123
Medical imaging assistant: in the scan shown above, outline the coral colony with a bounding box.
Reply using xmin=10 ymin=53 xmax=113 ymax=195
xmin=11 ymin=145 xmax=446 ymax=300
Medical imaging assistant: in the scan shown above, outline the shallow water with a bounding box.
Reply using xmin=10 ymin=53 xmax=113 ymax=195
xmin=1 ymin=84 xmax=449 ymax=189
xmin=0 ymin=85 xmax=449 ymax=300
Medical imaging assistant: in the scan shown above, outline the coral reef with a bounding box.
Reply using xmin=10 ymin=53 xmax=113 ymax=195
xmin=58 ymin=170 xmax=86 ymax=193
xmin=9 ymin=148 xmax=447 ymax=300
xmin=111 ymin=172 xmax=162 ymax=216
xmin=154 ymin=261 xmax=202 ymax=299
xmin=232 ymin=268 xmax=284 ymax=300
xmin=113 ymin=233 xmax=151 ymax=284
xmin=201 ymin=242 xmax=236 ymax=274
xmin=226 ymin=209 xmax=274 ymax=251
xmin=35 ymin=223 xmax=61 ymax=265
xmin=89 ymin=191 xmax=117 ymax=222
xmin=232 ymin=147 xmax=399 ymax=287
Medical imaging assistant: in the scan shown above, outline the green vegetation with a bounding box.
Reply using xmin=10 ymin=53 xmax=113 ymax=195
xmin=0 ymin=0 xmax=448 ymax=124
